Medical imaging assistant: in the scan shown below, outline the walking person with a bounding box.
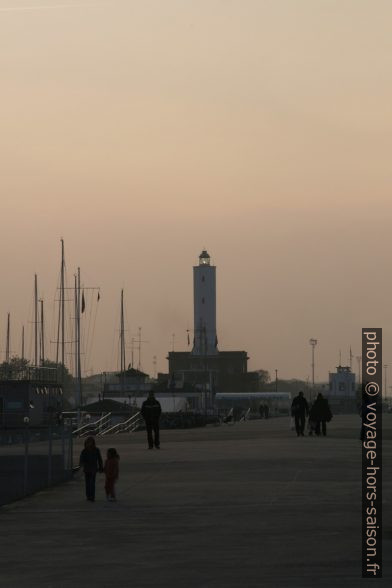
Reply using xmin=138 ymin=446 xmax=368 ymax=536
xmin=79 ymin=436 xmax=103 ymax=502
xmin=291 ymin=391 xmax=309 ymax=437
xmin=141 ymin=391 xmax=162 ymax=449
xmin=310 ymin=393 xmax=332 ymax=436
xmin=104 ymin=448 xmax=120 ymax=502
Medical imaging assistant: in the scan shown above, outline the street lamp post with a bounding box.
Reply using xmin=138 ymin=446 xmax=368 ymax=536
xmin=309 ymin=339 xmax=318 ymax=400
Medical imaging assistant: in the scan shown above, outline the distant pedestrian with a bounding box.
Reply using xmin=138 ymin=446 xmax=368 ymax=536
xmin=79 ymin=436 xmax=103 ymax=502
xmin=310 ymin=393 xmax=332 ymax=436
xmin=104 ymin=448 xmax=120 ymax=502
xmin=141 ymin=391 xmax=162 ymax=449
xmin=264 ymin=404 xmax=269 ymax=419
xmin=259 ymin=404 xmax=265 ymax=419
xmin=291 ymin=391 xmax=309 ymax=437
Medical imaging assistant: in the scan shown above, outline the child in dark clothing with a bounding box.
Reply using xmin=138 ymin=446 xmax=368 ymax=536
xmin=79 ymin=436 xmax=103 ymax=502
xmin=104 ymin=448 xmax=119 ymax=502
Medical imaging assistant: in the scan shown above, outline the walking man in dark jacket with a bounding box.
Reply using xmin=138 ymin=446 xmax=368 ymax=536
xmin=141 ymin=391 xmax=162 ymax=449
xmin=310 ymin=393 xmax=332 ymax=436
xmin=291 ymin=391 xmax=309 ymax=437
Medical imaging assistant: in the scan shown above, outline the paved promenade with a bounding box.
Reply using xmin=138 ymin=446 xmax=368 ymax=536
xmin=1 ymin=415 xmax=391 ymax=588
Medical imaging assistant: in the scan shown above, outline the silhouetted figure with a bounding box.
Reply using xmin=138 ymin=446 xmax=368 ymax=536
xmin=141 ymin=391 xmax=162 ymax=449
xmin=259 ymin=404 xmax=265 ymax=419
xmin=264 ymin=404 xmax=269 ymax=419
xmin=79 ymin=436 xmax=103 ymax=501
xmin=104 ymin=448 xmax=120 ymax=502
xmin=291 ymin=391 xmax=309 ymax=436
xmin=310 ymin=393 xmax=332 ymax=436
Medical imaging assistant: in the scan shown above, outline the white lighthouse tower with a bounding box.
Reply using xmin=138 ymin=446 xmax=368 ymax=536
xmin=192 ymin=250 xmax=218 ymax=356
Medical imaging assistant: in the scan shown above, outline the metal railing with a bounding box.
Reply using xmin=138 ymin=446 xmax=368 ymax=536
xmin=100 ymin=412 xmax=142 ymax=436
xmin=0 ymin=425 xmax=73 ymax=506
xmin=222 ymin=407 xmax=234 ymax=424
xmin=240 ymin=408 xmax=251 ymax=422
xmin=72 ymin=413 xmax=112 ymax=437
xmin=0 ymin=366 xmax=59 ymax=382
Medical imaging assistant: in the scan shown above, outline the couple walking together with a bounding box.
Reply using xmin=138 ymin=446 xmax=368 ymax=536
xmin=291 ymin=391 xmax=332 ymax=437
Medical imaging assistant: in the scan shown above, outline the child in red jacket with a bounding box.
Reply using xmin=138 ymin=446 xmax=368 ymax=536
xmin=103 ymin=448 xmax=119 ymax=502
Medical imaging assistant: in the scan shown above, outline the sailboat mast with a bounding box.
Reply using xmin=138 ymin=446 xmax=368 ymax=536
xmin=61 ymin=239 xmax=65 ymax=369
xmin=120 ymin=289 xmax=126 ymax=392
xmin=120 ymin=289 xmax=125 ymax=373
xmin=74 ymin=273 xmax=78 ymax=405
xmin=6 ymin=312 xmax=10 ymax=362
xmin=56 ymin=239 xmax=66 ymax=382
xmin=40 ymin=299 xmax=45 ymax=365
xmin=21 ymin=325 xmax=25 ymax=361
xmin=76 ymin=267 xmax=82 ymax=407
xmin=34 ymin=274 xmax=38 ymax=367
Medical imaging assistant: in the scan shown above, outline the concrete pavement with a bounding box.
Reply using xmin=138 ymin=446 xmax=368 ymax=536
xmin=0 ymin=415 xmax=391 ymax=587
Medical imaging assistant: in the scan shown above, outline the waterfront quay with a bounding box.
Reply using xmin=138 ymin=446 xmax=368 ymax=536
xmin=1 ymin=415 xmax=391 ymax=587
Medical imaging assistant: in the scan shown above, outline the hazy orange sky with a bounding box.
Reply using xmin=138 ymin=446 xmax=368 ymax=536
xmin=1 ymin=0 xmax=392 ymax=385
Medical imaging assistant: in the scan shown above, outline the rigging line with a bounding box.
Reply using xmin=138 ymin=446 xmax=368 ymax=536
xmin=81 ymin=289 xmax=90 ymax=370
xmin=55 ymin=266 xmax=61 ymax=364
xmin=66 ymin=276 xmax=75 ymax=377
xmin=123 ymin=294 xmax=130 ymax=369
xmin=84 ymin=288 xmax=95 ymax=373
xmin=62 ymin=265 xmax=73 ymax=374
xmin=109 ymin=304 xmax=120 ymax=374
xmin=52 ymin=271 xmax=61 ymax=364
xmin=26 ymin=282 xmax=35 ymax=364
xmin=54 ymin=253 xmax=68 ymax=366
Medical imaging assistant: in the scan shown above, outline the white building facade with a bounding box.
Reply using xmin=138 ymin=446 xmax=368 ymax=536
xmin=328 ymin=366 xmax=356 ymax=398
xmin=191 ymin=250 xmax=218 ymax=356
